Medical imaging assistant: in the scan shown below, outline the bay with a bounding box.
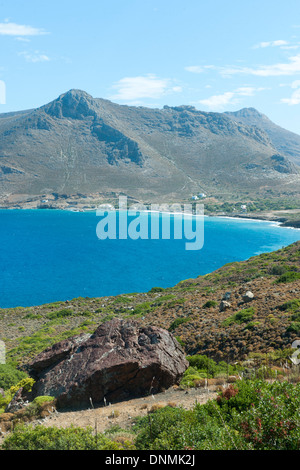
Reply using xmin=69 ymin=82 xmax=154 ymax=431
xmin=0 ymin=209 xmax=299 ymax=308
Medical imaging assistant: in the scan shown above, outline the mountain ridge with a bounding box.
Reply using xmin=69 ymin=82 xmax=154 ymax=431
xmin=225 ymin=107 xmax=300 ymax=166
xmin=0 ymin=89 xmax=299 ymax=206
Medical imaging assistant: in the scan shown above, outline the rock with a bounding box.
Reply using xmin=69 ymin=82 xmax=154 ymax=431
xmin=4 ymin=387 xmax=27 ymax=413
xmin=222 ymin=292 xmax=231 ymax=301
xmin=219 ymin=300 xmax=231 ymax=312
xmin=242 ymin=291 xmax=254 ymax=303
xmin=28 ymin=319 xmax=188 ymax=409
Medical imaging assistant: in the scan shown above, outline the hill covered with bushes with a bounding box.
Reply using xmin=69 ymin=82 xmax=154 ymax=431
xmin=1 ymin=241 xmax=299 ymax=367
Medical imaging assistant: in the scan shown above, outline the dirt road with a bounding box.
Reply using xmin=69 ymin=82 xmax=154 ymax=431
xmin=38 ymin=386 xmax=218 ymax=434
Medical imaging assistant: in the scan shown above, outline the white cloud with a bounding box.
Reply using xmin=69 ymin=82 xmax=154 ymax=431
xmin=172 ymin=86 xmax=183 ymax=93
xmin=281 ymin=80 xmax=300 ymax=105
xmin=281 ymin=45 xmax=300 ymax=50
xmin=235 ymin=86 xmax=259 ymax=96
xmin=19 ymin=51 xmax=50 ymax=63
xmin=111 ymin=74 xmax=181 ymax=101
xmin=199 ymin=91 xmax=235 ymax=109
xmin=185 ymin=65 xmax=204 ymax=74
xmin=252 ymin=40 xmax=299 ymax=51
xmin=199 ymin=86 xmax=264 ymax=110
xmin=185 ymin=65 xmax=216 ymax=74
xmin=221 ymin=54 xmax=300 ymax=77
xmin=0 ymin=22 xmax=48 ymax=36
xmin=281 ymin=88 xmax=300 ymax=105
xmin=254 ymin=40 xmax=289 ymax=49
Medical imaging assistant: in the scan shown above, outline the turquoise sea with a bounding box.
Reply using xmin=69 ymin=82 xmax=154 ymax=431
xmin=0 ymin=209 xmax=300 ymax=308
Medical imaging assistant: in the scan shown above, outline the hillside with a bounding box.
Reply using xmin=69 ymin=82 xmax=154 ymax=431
xmin=226 ymin=107 xmax=300 ymax=166
xmin=1 ymin=241 xmax=299 ymax=367
xmin=0 ymin=89 xmax=299 ymax=208
xmin=1 ymin=241 xmax=300 ymax=451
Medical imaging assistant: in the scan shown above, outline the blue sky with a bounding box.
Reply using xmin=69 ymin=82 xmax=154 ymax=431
xmin=1 ymin=0 xmax=300 ymax=133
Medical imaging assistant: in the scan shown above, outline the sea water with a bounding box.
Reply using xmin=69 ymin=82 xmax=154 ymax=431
xmin=0 ymin=209 xmax=299 ymax=308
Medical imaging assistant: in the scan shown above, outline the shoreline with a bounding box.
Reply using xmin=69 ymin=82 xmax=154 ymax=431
xmin=1 ymin=204 xmax=299 ymax=230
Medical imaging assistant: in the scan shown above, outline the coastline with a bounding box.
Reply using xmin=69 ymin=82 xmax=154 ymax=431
xmin=1 ymin=202 xmax=299 ymax=230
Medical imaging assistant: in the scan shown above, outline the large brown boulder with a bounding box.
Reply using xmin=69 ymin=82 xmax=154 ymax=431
xmin=28 ymin=319 xmax=188 ymax=409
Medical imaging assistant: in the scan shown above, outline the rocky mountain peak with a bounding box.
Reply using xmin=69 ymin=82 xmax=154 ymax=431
xmin=42 ymin=88 xmax=98 ymax=120
xmin=235 ymin=107 xmax=263 ymax=116
xmin=226 ymin=107 xmax=270 ymax=123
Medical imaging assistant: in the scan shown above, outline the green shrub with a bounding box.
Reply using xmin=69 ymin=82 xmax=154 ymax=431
xmin=254 ymin=366 xmax=277 ymax=379
xmin=24 ymin=313 xmax=42 ymax=319
xmin=21 ymin=395 xmax=55 ymax=419
xmin=275 ymin=271 xmax=300 ymax=284
xmin=7 ymin=324 xmax=94 ymax=365
xmin=268 ymin=265 xmax=288 ymax=276
xmin=32 ymin=396 xmax=55 ymax=406
xmin=187 ymin=355 xmax=218 ymax=376
xmin=180 ymin=367 xmax=206 ymax=387
xmin=9 ymin=377 xmax=35 ymax=396
xmin=287 ymin=322 xmax=300 ymax=334
xmin=149 ymin=287 xmax=165 ymax=293
xmin=168 ymin=317 xmax=190 ymax=331
xmin=234 ymin=381 xmax=300 ymax=450
xmin=291 ymin=311 xmax=300 ymax=323
xmin=130 ymin=302 xmax=154 ymax=317
xmin=151 ymin=295 xmax=176 ymax=307
xmin=131 ymin=379 xmax=300 ymax=450
xmin=222 ymin=308 xmax=255 ymax=327
xmin=134 ymin=406 xmax=198 ymax=450
xmin=213 ymin=379 xmax=263 ymax=420
xmin=0 ymin=364 xmax=28 ymax=390
xmin=133 ymin=403 xmax=240 ymax=450
xmin=184 ymin=355 xmax=241 ymax=382
xmin=244 ymin=321 xmax=261 ymax=330
xmin=279 ymin=299 xmax=300 ymax=312
xmin=0 ymin=395 xmax=10 ymax=413
xmin=202 ymin=300 xmax=218 ymax=308
xmin=81 ymin=310 xmax=93 ymax=317
xmin=46 ymin=308 xmax=73 ymax=320
xmin=0 ymin=377 xmax=35 ymax=413
xmin=1 ymin=425 xmax=135 ymax=450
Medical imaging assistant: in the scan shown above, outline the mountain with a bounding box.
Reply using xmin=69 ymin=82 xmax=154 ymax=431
xmin=225 ymin=107 xmax=300 ymax=166
xmin=0 ymin=89 xmax=299 ymax=206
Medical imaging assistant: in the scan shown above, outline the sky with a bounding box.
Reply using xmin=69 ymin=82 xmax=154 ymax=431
xmin=1 ymin=0 xmax=300 ymax=134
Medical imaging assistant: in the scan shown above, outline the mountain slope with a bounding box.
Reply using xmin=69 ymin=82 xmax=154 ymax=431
xmin=225 ymin=107 xmax=300 ymax=167
xmin=0 ymin=90 xmax=299 ymax=205
xmin=1 ymin=241 xmax=300 ymax=365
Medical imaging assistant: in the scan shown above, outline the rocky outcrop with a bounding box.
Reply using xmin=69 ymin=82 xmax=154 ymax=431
xmin=219 ymin=300 xmax=231 ymax=312
xmin=28 ymin=319 xmax=188 ymax=409
xmin=242 ymin=291 xmax=255 ymax=303
xmin=5 ymin=387 xmax=27 ymax=413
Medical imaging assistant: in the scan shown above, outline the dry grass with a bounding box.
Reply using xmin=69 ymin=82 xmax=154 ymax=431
xmin=149 ymin=403 xmax=165 ymax=413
